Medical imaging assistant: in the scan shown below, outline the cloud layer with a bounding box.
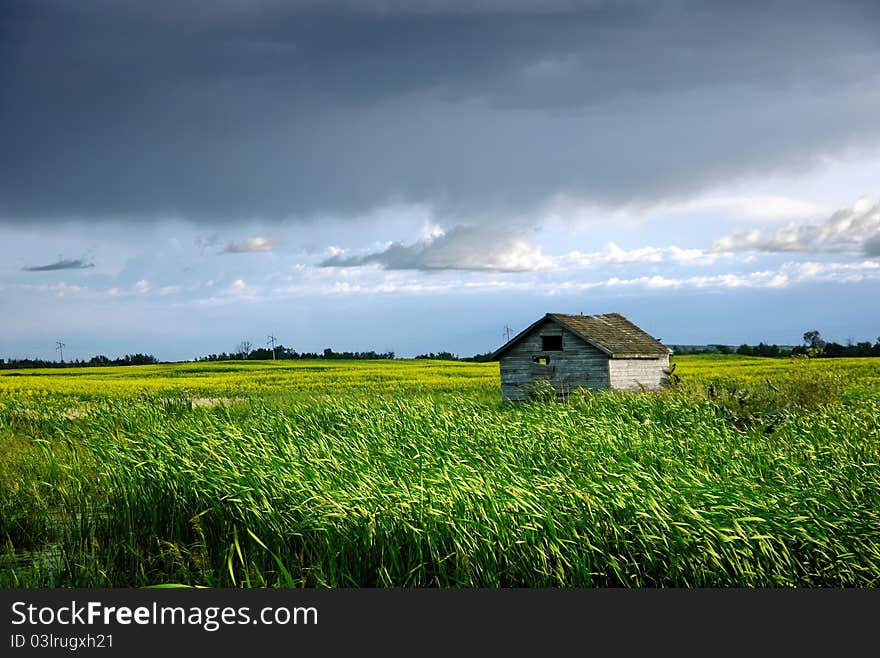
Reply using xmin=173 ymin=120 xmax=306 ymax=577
xmin=3 ymin=1 xmax=880 ymax=224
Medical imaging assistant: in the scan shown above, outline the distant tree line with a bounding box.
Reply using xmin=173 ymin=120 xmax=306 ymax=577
xmin=0 ymin=353 xmax=159 ymax=369
xmin=414 ymin=351 xmax=493 ymax=362
xmin=789 ymin=330 xmax=880 ymax=358
xmin=196 ymin=344 xmax=395 ymax=362
xmin=733 ymin=343 xmax=796 ymax=357
xmin=671 ymin=331 xmax=880 ymax=358
xmin=196 ymin=344 xmax=495 ymax=363
xmin=668 ymin=344 xmax=741 ymax=355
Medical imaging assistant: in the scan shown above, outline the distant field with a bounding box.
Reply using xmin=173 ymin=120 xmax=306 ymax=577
xmin=1 ymin=355 xmax=878 ymax=587
xmin=2 ymin=354 xmax=879 ymax=398
xmin=673 ymin=353 xmax=880 ymax=388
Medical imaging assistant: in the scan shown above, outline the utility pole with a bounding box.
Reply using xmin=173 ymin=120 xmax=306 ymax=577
xmin=503 ymin=324 xmax=512 ymax=343
xmin=55 ymin=341 xmax=66 ymax=363
xmin=266 ymin=334 xmax=277 ymax=360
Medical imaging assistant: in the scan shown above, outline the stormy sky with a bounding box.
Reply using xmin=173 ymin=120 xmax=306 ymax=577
xmin=3 ymin=1 xmax=880 ymax=361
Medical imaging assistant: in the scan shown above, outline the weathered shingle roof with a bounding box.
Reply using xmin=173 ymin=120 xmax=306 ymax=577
xmin=490 ymin=312 xmax=671 ymax=360
xmin=550 ymin=313 xmax=670 ymax=357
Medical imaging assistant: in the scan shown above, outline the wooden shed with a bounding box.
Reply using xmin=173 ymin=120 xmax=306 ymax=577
xmin=489 ymin=312 xmax=672 ymax=401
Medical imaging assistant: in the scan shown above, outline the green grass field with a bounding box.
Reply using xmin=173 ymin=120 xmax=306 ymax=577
xmin=1 ymin=355 xmax=878 ymax=587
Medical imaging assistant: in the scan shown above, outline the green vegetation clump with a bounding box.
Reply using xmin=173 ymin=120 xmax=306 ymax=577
xmin=1 ymin=356 xmax=878 ymax=587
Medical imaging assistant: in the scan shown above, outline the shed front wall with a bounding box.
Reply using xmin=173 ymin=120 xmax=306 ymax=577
xmin=607 ymin=354 xmax=670 ymax=391
xmin=499 ymin=320 xmax=610 ymax=401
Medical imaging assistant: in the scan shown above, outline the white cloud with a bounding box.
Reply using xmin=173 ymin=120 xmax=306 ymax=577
xmin=194 ymin=278 xmax=260 ymax=305
xmin=566 ymin=242 xmax=720 ymax=268
xmin=228 ymin=279 xmax=257 ymax=297
xmin=11 ymin=277 xmax=188 ymax=301
xmin=568 ymin=243 xmax=653 ymax=266
xmin=220 ymin=236 xmax=275 ymax=254
xmin=320 ymin=225 xmax=555 ymax=272
xmin=666 ymin=246 xmax=719 ymax=266
xmin=39 ymin=281 xmax=86 ymax=297
xmin=596 ymin=260 xmax=880 ymax=291
xmin=420 ymin=222 xmax=446 ymax=241
xmin=115 ymin=280 xmax=182 ymax=299
xmin=712 ymin=196 xmax=880 ymax=255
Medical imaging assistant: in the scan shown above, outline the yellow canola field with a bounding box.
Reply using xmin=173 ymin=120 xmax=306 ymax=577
xmin=0 ymin=359 xmax=498 ymax=400
xmin=0 ymin=355 xmax=878 ymax=401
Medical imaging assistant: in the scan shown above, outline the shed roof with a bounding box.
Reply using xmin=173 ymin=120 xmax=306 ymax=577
xmin=489 ymin=312 xmax=671 ymax=360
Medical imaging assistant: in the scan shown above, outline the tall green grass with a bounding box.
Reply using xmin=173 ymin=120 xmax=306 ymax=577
xmin=2 ymin=367 xmax=878 ymax=586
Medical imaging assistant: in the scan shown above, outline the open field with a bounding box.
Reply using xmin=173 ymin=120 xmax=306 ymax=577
xmin=1 ymin=355 xmax=878 ymax=587
xmin=0 ymin=359 xmax=497 ymax=401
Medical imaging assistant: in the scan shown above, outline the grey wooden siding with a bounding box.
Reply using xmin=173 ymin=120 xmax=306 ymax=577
xmin=499 ymin=320 xmax=610 ymax=401
xmin=607 ymin=354 xmax=669 ymax=391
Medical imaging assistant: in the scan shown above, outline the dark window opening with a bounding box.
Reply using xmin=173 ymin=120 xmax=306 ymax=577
xmin=532 ymin=355 xmax=550 ymax=365
xmin=541 ymin=335 xmax=563 ymax=351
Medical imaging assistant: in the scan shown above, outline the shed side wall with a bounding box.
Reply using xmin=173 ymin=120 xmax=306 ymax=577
xmin=607 ymin=354 xmax=670 ymax=391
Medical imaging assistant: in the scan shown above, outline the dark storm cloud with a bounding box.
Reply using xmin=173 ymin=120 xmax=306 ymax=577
xmin=2 ymin=1 xmax=880 ymax=223
xmin=22 ymin=258 xmax=95 ymax=272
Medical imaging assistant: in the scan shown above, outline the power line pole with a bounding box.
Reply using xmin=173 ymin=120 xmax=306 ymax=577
xmin=266 ymin=334 xmax=277 ymax=360
xmin=503 ymin=324 xmax=512 ymax=343
xmin=55 ymin=341 xmax=66 ymax=363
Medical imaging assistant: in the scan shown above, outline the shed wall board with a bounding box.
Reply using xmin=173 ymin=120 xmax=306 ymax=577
xmin=499 ymin=319 xmax=611 ymax=401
